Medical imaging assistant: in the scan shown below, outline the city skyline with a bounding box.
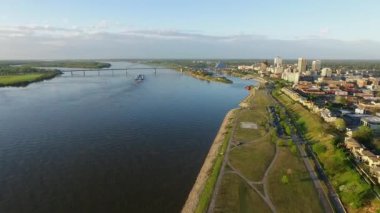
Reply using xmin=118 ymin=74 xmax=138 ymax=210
xmin=1 ymin=0 xmax=380 ymax=59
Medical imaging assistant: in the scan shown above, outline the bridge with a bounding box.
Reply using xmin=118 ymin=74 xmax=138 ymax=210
xmin=60 ymin=67 xmax=168 ymax=76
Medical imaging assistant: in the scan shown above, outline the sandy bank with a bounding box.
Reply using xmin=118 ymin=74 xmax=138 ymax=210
xmin=181 ymin=109 xmax=237 ymax=213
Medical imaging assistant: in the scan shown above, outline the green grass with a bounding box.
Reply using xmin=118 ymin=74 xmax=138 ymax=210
xmin=229 ymin=90 xmax=276 ymax=181
xmin=212 ymin=88 xmax=277 ymax=212
xmin=214 ymin=173 xmax=272 ymax=213
xmin=267 ymin=145 xmax=324 ymax=213
xmin=0 ymin=73 xmax=58 ymax=87
xmin=229 ymin=133 xmax=275 ymax=181
xmin=195 ymin=113 xmax=235 ymax=213
xmin=234 ymin=109 xmax=267 ymax=142
xmin=274 ymin=90 xmax=374 ymax=210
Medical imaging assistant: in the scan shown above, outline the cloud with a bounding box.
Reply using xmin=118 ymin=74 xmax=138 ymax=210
xmin=0 ymin=24 xmax=379 ymax=59
xmin=319 ymin=27 xmax=330 ymax=36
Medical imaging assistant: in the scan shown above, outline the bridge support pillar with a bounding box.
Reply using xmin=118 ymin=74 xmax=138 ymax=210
xmin=98 ymin=71 xmax=100 ymax=76
xmin=154 ymin=68 xmax=157 ymax=75
xmin=83 ymin=71 xmax=85 ymax=76
xmin=126 ymin=68 xmax=128 ymax=76
xmin=71 ymin=71 xmax=73 ymax=76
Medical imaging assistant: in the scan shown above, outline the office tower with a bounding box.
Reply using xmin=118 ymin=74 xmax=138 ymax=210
xmin=274 ymin=56 xmax=283 ymax=68
xmin=321 ymin=68 xmax=332 ymax=77
xmin=297 ymin=58 xmax=307 ymax=73
xmin=312 ymin=60 xmax=321 ymax=71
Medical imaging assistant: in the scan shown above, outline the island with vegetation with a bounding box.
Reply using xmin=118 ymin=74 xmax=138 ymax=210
xmin=188 ymin=70 xmax=232 ymax=84
xmin=140 ymin=60 xmax=233 ymax=84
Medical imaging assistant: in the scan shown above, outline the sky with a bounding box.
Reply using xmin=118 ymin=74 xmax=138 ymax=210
xmin=0 ymin=0 xmax=380 ymax=59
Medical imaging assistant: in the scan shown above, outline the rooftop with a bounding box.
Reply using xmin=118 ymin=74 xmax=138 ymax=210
xmin=361 ymin=116 xmax=380 ymax=124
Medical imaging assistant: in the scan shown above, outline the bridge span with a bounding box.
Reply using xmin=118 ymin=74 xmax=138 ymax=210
xmin=60 ymin=67 xmax=167 ymax=76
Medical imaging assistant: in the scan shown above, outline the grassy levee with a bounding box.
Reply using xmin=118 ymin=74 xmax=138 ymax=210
xmin=0 ymin=72 xmax=59 ymax=87
xmin=213 ymin=173 xmax=272 ymax=213
xmin=212 ymin=89 xmax=276 ymax=212
xmin=268 ymin=143 xmax=324 ymax=213
xmin=229 ymin=89 xmax=276 ymax=181
xmin=194 ymin=121 xmax=235 ymax=213
xmin=274 ymin=89 xmax=380 ymax=212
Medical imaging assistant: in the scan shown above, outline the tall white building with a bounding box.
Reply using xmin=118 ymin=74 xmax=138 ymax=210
xmin=321 ymin=68 xmax=332 ymax=77
xmin=312 ymin=60 xmax=321 ymax=71
xmin=297 ymin=58 xmax=307 ymax=73
xmin=274 ymin=56 xmax=283 ymax=68
xmin=281 ymin=67 xmax=300 ymax=84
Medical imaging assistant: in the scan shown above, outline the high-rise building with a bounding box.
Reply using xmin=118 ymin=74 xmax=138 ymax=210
xmin=297 ymin=58 xmax=307 ymax=73
xmin=281 ymin=67 xmax=300 ymax=84
xmin=312 ymin=60 xmax=321 ymax=71
xmin=260 ymin=61 xmax=269 ymax=72
xmin=321 ymin=68 xmax=332 ymax=77
xmin=274 ymin=56 xmax=283 ymax=68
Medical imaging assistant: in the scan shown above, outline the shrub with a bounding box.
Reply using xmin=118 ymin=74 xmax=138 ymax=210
xmin=353 ymin=126 xmax=373 ymax=147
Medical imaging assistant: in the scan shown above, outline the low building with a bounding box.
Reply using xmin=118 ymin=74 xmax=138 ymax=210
xmin=357 ymin=79 xmax=367 ymax=88
xmin=238 ymin=65 xmax=254 ymax=70
xmin=361 ymin=116 xmax=380 ymax=133
xmin=355 ymin=108 xmax=365 ymax=114
xmin=335 ymin=90 xmax=348 ymax=96
xmin=343 ymin=114 xmax=370 ymax=129
xmin=370 ymin=167 xmax=380 ymax=184
xmin=368 ymin=156 xmax=380 ymax=168
xmin=359 ymin=149 xmax=376 ymax=162
xmin=344 ymin=137 xmax=362 ymax=152
xmin=358 ymin=101 xmax=380 ymax=111
xmin=320 ymin=108 xmax=337 ymax=122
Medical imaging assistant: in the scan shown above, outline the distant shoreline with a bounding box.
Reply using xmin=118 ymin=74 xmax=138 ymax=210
xmin=0 ymin=61 xmax=111 ymax=88
xmin=0 ymin=71 xmax=62 ymax=88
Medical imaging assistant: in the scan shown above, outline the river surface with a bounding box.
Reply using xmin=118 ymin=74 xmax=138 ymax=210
xmin=0 ymin=62 xmax=254 ymax=213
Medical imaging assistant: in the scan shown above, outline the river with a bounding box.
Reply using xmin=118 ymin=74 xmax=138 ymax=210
xmin=0 ymin=62 xmax=254 ymax=213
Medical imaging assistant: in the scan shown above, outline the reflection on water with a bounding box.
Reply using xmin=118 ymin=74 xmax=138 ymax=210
xmin=0 ymin=62 xmax=253 ymax=212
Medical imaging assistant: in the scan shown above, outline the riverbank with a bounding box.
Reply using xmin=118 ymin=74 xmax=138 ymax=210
xmin=182 ymin=109 xmax=238 ymax=213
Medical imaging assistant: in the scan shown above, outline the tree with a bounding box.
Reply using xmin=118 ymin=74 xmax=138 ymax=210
xmin=290 ymin=145 xmax=298 ymax=155
xmin=353 ymin=126 xmax=373 ymax=147
xmin=284 ymin=124 xmax=292 ymax=136
xmin=334 ymin=118 xmax=346 ymax=131
xmin=313 ymin=143 xmax=327 ymax=154
xmin=335 ymin=96 xmax=348 ymax=105
xmin=277 ymin=140 xmax=285 ymax=146
xmin=281 ymin=175 xmax=289 ymax=184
